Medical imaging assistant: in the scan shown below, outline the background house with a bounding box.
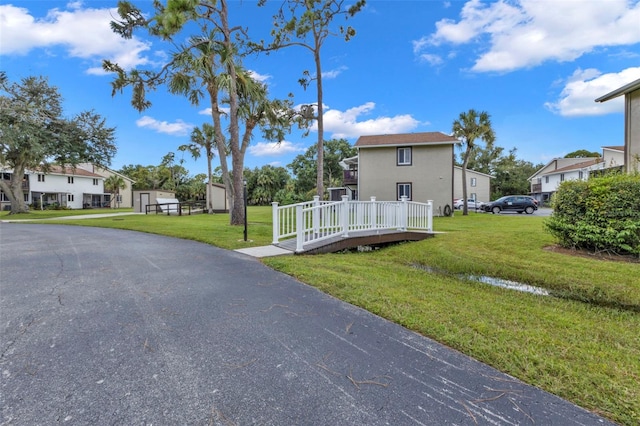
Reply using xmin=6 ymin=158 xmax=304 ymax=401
xmin=527 ymin=146 xmax=627 ymax=203
xmin=335 ymin=132 xmax=459 ymax=215
xmin=29 ymin=166 xmax=109 ymax=209
xmin=596 ymin=78 xmax=640 ymax=173
xmin=601 ymin=146 xmax=625 ymax=169
xmin=77 ymin=163 xmax=135 ymax=208
xmin=453 ymin=166 xmax=493 ymax=203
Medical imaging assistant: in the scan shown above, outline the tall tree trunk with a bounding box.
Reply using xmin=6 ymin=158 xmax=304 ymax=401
xmin=220 ymin=0 xmax=244 ymax=226
xmin=314 ymin=43 xmax=324 ymax=199
xmin=0 ymin=163 xmax=29 ymax=214
xmin=206 ymin=150 xmax=214 ymax=214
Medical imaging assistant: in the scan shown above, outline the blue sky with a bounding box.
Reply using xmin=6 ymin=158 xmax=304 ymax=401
xmin=2 ymin=0 xmax=640 ymax=177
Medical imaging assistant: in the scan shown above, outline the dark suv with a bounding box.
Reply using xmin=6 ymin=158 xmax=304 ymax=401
xmin=483 ymin=195 xmax=538 ymax=214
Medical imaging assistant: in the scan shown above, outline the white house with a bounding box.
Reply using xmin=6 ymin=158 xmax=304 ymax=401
xmin=602 ymin=146 xmax=625 ymax=170
xmin=528 ymin=157 xmax=606 ymax=203
xmin=1 ymin=165 xmax=110 ymax=210
xmin=29 ymin=166 xmax=110 ymax=209
xmin=76 ymin=163 xmax=135 ymax=208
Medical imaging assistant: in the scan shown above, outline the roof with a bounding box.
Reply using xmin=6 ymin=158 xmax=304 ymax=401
xmin=355 ymin=132 xmax=459 ymax=148
xmin=549 ymin=158 xmax=603 ymax=174
xmin=602 ymin=145 xmax=624 ymax=151
xmin=595 ymin=78 xmax=640 ymax=102
xmin=34 ymin=165 xmax=104 ymax=178
xmin=453 ymin=166 xmax=494 ymax=179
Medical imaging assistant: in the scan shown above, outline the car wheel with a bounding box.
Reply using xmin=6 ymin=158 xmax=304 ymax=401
xmin=492 ymin=206 xmax=501 ymax=214
xmin=525 ymin=206 xmax=534 ymax=214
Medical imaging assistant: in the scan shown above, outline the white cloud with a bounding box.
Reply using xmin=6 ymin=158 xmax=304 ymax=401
xmin=313 ymin=102 xmax=420 ymax=138
xmin=248 ymin=70 xmax=271 ymax=83
xmin=198 ymin=107 xmax=230 ymax=116
xmin=415 ymin=0 xmax=640 ymax=72
xmin=0 ymin=4 xmax=152 ymax=73
xmin=322 ymin=66 xmax=348 ymax=79
xmin=417 ymin=53 xmax=443 ymax=66
xmin=248 ymin=141 xmax=306 ymax=157
xmin=136 ymin=116 xmax=193 ymax=136
xmin=545 ymin=67 xmax=640 ymax=116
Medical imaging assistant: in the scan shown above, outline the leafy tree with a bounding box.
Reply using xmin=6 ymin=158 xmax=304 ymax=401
xmin=565 ymin=149 xmax=601 ymax=158
xmin=491 ymin=148 xmax=542 ymax=199
xmin=452 ymin=109 xmax=496 ymax=215
xmin=256 ymin=0 xmax=366 ymax=199
xmin=104 ymin=175 xmax=126 ymax=208
xmin=457 ymin=143 xmax=504 ymax=175
xmin=244 ymin=165 xmax=290 ymax=205
xmin=0 ymin=74 xmax=116 ymax=214
xmin=104 ymin=0 xmax=295 ymax=225
xmin=288 ymin=138 xmax=356 ymax=196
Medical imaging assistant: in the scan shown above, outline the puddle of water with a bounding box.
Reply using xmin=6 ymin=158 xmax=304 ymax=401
xmin=412 ymin=264 xmax=550 ymax=296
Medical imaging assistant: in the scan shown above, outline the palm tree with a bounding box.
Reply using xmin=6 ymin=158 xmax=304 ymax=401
xmin=180 ymin=123 xmax=217 ymax=214
xmin=104 ymin=175 xmax=126 ymax=208
xmin=452 ymin=109 xmax=496 ymax=215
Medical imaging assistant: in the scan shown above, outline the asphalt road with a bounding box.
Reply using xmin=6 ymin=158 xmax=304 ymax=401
xmin=0 ymin=224 xmax=613 ymax=425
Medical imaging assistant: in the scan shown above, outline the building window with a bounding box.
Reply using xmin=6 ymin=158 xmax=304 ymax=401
xmin=397 ymin=147 xmax=412 ymax=166
xmin=38 ymin=174 xmax=45 ymax=182
xmin=93 ymin=178 xmax=99 ymax=185
xmin=470 ymin=177 xmax=477 ymax=187
xmin=578 ymin=171 xmax=584 ymax=180
xmin=397 ymin=182 xmax=412 ymax=200
xmin=68 ymin=176 xmax=74 ymax=184
xmin=560 ymin=173 xmax=565 ymax=182
xmin=1 ymin=192 xmax=9 ymax=202
xmin=67 ymin=194 xmax=74 ymax=202
xmin=24 ymin=193 xmax=29 ymax=202
xmin=545 ymin=176 xmax=549 ymax=183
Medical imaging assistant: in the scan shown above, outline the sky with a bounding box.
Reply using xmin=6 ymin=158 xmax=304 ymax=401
xmin=2 ymin=0 xmax=640 ymax=177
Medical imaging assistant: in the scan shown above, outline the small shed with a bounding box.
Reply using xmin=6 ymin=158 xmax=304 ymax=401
xmin=209 ymin=183 xmax=229 ymax=213
xmin=133 ymin=190 xmax=177 ymax=213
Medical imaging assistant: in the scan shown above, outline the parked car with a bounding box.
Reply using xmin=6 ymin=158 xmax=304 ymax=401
xmin=483 ymin=195 xmax=538 ymax=214
xmin=454 ymin=198 xmax=485 ymax=210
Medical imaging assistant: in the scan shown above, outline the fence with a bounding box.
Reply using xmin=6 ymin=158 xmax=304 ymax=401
xmin=272 ymin=196 xmax=433 ymax=252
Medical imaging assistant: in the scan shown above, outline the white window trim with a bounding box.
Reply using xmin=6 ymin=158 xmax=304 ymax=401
xmin=397 ymin=147 xmax=412 ymax=166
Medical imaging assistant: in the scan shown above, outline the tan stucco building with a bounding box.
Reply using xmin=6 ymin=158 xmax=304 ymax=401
xmin=349 ymin=132 xmax=459 ymax=214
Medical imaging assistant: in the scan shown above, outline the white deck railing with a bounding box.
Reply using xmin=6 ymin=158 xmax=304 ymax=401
xmin=272 ymin=196 xmax=433 ymax=253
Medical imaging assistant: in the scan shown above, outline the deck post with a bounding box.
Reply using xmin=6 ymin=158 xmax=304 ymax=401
xmin=312 ymin=195 xmax=320 ymax=237
xmin=272 ymin=202 xmax=279 ymax=244
xmin=369 ymin=196 xmax=376 ymax=229
xmin=427 ymin=200 xmax=433 ymax=231
xmin=296 ymin=204 xmax=304 ymax=252
xmin=400 ymin=196 xmax=408 ymax=231
xmin=341 ymin=195 xmax=349 ymax=237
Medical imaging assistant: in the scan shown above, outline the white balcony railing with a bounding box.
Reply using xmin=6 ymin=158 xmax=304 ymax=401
xmin=272 ymin=196 xmax=433 ymax=253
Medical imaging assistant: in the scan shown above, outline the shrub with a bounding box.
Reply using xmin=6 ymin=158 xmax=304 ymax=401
xmin=545 ymin=173 xmax=640 ymax=256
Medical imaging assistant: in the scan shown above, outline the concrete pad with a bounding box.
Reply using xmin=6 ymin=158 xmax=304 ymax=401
xmin=235 ymin=244 xmax=294 ymax=258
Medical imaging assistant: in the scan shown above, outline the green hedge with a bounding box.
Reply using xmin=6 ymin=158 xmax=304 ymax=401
xmin=545 ymin=173 xmax=640 ymax=256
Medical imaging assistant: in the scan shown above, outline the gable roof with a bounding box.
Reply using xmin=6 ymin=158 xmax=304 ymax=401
xmin=34 ymin=165 xmax=104 ymax=178
xmin=602 ymin=145 xmax=624 ymax=151
xmin=355 ymin=132 xmax=459 ymax=148
xmin=595 ymin=78 xmax=640 ymax=102
xmin=453 ymin=166 xmax=494 ymax=179
xmin=548 ymin=158 xmax=603 ymax=174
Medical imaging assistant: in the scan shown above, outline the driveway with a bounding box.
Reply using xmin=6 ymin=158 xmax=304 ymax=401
xmin=0 ymin=224 xmax=612 ymax=425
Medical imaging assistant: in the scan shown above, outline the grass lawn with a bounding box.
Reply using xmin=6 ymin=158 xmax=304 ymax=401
xmin=3 ymin=208 xmax=638 ymax=425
